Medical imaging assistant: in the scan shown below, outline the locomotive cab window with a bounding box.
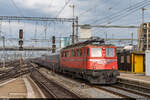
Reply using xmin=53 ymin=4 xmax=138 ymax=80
xmin=106 ymin=48 xmax=115 ymax=57
xmin=91 ymin=48 xmax=102 ymax=57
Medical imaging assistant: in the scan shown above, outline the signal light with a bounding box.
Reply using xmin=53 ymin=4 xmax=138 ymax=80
xmin=19 ymin=40 xmax=23 ymax=45
xmin=52 ymin=36 xmax=55 ymax=44
xmin=19 ymin=29 xmax=23 ymax=39
xmin=52 ymin=44 xmax=56 ymax=53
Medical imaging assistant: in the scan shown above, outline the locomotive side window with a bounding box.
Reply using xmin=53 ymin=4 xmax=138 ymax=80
xmin=72 ymin=50 xmax=74 ymax=57
xmin=66 ymin=51 xmax=68 ymax=57
xmin=87 ymin=48 xmax=90 ymax=56
xmin=80 ymin=49 xmax=82 ymax=56
xmin=61 ymin=52 xmax=63 ymax=57
xmin=84 ymin=48 xmax=86 ymax=56
xmin=77 ymin=49 xmax=80 ymax=56
xmin=91 ymin=48 xmax=102 ymax=57
xmin=106 ymin=48 xmax=115 ymax=57
xmin=64 ymin=52 xmax=66 ymax=57
xmin=74 ymin=50 xmax=76 ymax=56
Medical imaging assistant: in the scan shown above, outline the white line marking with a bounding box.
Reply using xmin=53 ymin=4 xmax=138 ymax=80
xmin=27 ymin=76 xmax=46 ymax=98
xmin=0 ymin=78 xmax=17 ymax=86
xmin=23 ymin=78 xmax=35 ymax=98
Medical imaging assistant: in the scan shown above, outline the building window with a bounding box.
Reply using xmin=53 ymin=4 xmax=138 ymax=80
xmin=127 ymin=55 xmax=130 ymax=64
xmin=121 ymin=56 xmax=124 ymax=63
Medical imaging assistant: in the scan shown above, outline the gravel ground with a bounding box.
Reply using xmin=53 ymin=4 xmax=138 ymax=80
xmin=39 ymin=68 xmax=121 ymax=98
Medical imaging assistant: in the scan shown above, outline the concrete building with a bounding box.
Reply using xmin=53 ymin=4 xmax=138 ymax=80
xmin=138 ymin=22 xmax=150 ymax=51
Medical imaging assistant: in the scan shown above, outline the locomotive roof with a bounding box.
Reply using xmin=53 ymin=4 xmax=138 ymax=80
xmin=62 ymin=37 xmax=114 ymax=50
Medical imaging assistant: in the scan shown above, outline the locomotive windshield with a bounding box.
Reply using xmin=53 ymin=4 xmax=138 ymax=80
xmin=106 ymin=48 xmax=115 ymax=57
xmin=91 ymin=48 xmax=102 ymax=57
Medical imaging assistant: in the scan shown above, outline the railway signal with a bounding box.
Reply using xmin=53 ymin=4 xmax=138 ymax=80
xmin=19 ymin=29 xmax=24 ymax=51
xmin=19 ymin=29 xmax=23 ymax=39
xmin=52 ymin=36 xmax=55 ymax=44
xmin=52 ymin=36 xmax=56 ymax=53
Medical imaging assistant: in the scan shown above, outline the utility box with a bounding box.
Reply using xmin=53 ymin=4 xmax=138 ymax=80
xmin=146 ymin=51 xmax=150 ymax=76
xmin=131 ymin=52 xmax=145 ymax=73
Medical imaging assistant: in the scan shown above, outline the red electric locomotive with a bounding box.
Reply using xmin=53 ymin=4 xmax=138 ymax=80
xmin=33 ymin=37 xmax=120 ymax=84
xmin=60 ymin=38 xmax=120 ymax=84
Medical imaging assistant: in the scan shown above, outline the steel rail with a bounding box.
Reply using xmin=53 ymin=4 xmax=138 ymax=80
xmin=30 ymin=69 xmax=80 ymax=98
xmin=113 ymin=81 xmax=150 ymax=98
xmin=30 ymin=74 xmax=57 ymax=98
xmin=90 ymin=85 xmax=132 ymax=98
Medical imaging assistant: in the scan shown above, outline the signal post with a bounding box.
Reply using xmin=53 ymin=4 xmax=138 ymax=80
xmin=19 ymin=29 xmax=23 ymax=73
xmin=52 ymin=36 xmax=56 ymax=75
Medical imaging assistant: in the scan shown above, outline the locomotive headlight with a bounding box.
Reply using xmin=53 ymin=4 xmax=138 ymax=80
xmin=102 ymin=48 xmax=105 ymax=50
xmin=112 ymin=66 xmax=115 ymax=69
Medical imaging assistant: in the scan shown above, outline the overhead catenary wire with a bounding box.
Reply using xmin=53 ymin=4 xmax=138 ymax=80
xmin=102 ymin=1 xmax=150 ymax=25
xmin=78 ymin=0 xmax=121 ymax=18
xmin=48 ymin=0 xmax=54 ymax=8
xmin=104 ymin=3 xmax=150 ymax=25
xmin=90 ymin=0 xmax=148 ymax=23
xmin=90 ymin=0 xmax=149 ymax=24
xmin=56 ymin=0 xmax=72 ymax=18
xmin=78 ymin=4 xmax=99 ymax=18
xmin=9 ymin=0 xmax=24 ymax=16
xmin=90 ymin=0 xmax=150 ymax=25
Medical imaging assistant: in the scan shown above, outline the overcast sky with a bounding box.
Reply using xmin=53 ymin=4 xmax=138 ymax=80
xmin=0 ymin=0 xmax=150 ymax=46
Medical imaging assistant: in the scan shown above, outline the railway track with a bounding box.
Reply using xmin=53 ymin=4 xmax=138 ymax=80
xmin=32 ymin=64 xmax=150 ymax=99
xmin=55 ymin=72 xmax=150 ymax=98
xmin=30 ymin=69 xmax=80 ymax=98
xmin=113 ymin=81 xmax=150 ymax=98
xmin=90 ymin=80 xmax=150 ymax=99
xmin=0 ymin=62 xmax=35 ymax=82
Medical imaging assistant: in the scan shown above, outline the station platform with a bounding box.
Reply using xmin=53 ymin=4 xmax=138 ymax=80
xmin=0 ymin=76 xmax=45 ymax=98
xmin=118 ymin=72 xmax=150 ymax=86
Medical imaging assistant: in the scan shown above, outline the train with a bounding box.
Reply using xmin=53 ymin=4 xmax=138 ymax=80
xmin=33 ymin=37 xmax=120 ymax=84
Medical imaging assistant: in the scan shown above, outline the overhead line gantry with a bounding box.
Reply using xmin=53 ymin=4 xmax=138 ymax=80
xmin=76 ymin=24 xmax=139 ymax=29
xmin=0 ymin=16 xmax=75 ymax=22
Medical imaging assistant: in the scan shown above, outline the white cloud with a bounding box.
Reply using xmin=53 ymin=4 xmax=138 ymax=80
xmin=0 ymin=0 xmax=147 ymax=47
xmin=14 ymin=0 xmax=74 ymax=17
